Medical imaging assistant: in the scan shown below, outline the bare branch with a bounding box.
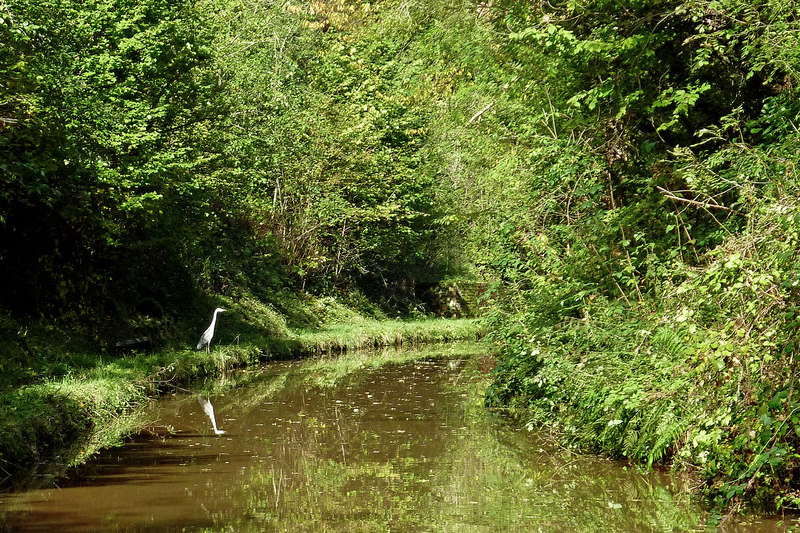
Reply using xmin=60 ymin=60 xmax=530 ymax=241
xmin=656 ymin=186 xmax=745 ymax=216
xmin=468 ymin=101 xmax=494 ymax=125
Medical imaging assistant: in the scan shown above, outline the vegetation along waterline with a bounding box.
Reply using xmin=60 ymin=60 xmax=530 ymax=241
xmin=1 ymin=346 xmax=725 ymax=532
xmin=3 ymin=0 xmax=800 ymax=519
xmin=0 ymin=299 xmax=484 ymax=487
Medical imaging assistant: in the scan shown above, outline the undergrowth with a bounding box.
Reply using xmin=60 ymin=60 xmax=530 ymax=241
xmin=486 ymin=186 xmax=800 ymax=516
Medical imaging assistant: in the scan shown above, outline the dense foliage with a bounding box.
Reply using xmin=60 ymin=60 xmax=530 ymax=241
xmin=469 ymin=0 xmax=800 ymax=515
xmin=0 ymin=0 xmax=460 ymax=338
xmin=3 ymin=0 xmax=800 ymax=514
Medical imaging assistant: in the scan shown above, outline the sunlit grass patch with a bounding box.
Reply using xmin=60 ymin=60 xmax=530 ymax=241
xmin=291 ymin=318 xmax=485 ymax=354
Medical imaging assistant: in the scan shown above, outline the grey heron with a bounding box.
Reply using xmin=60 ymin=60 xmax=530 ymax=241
xmin=197 ymin=307 xmax=226 ymax=352
xmin=198 ymin=396 xmax=226 ymax=435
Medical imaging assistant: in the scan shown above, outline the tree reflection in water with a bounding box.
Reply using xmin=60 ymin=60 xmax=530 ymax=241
xmin=0 ymin=345 xmax=788 ymax=532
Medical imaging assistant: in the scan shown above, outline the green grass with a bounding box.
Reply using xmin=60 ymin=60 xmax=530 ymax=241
xmin=290 ymin=318 xmax=484 ymax=354
xmin=0 ymin=310 xmax=485 ymax=486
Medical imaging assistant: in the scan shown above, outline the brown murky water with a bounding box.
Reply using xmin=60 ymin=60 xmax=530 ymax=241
xmin=0 ymin=348 xmax=795 ymax=532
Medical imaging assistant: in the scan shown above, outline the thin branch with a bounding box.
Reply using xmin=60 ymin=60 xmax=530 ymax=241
xmin=468 ymin=101 xmax=495 ymax=125
xmin=656 ymin=186 xmax=745 ymax=216
xmin=589 ymin=243 xmax=631 ymax=305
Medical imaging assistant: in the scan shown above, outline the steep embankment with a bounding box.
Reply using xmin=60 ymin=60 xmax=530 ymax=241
xmin=459 ymin=0 xmax=800 ymax=516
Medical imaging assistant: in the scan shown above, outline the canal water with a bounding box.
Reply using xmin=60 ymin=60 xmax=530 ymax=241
xmin=0 ymin=345 xmax=793 ymax=532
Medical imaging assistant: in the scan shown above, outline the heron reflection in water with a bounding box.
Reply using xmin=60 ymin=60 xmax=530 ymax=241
xmin=198 ymin=396 xmax=226 ymax=435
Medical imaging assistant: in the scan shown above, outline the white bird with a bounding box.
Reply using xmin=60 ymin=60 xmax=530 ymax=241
xmin=198 ymin=396 xmax=226 ymax=435
xmin=197 ymin=307 xmax=226 ymax=352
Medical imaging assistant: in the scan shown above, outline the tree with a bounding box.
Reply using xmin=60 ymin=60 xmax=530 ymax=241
xmin=0 ymin=0 xmax=219 ymax=324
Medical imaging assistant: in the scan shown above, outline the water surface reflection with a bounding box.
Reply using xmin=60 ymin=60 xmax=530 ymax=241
xmin=0 ymin=349 xmax=794 ymax=532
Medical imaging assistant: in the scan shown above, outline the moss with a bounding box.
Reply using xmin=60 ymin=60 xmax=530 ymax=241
xmin=0 ymin=389 xmax=89 ymax=483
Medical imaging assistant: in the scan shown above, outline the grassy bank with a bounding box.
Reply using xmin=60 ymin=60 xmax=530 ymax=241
xmin=0 ymin=300 xmax=484 ymax=488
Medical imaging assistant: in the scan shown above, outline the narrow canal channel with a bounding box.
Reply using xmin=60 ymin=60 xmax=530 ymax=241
xmin=0 ymin=345 xmax=791 ymax=532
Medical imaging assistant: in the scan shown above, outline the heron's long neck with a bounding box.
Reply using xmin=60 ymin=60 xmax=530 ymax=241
xmin=210 ymin=311 xmax=220 ymax=328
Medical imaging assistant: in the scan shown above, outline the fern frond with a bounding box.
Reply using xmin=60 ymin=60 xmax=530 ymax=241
xmin=648 ymin=408 xmax=684 ymax=467
xmin=651 ymin=327 xmax=686 ymax=359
